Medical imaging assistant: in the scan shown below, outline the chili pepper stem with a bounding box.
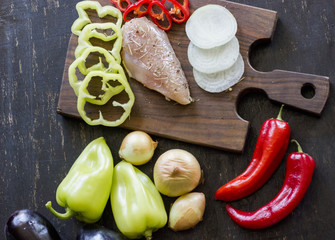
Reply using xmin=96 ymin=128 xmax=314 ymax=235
xmin=144 ymin=229 xmax=153 ymax=240
xmin=291 ymin=139 xmax=303 ymax=153
xmin=45 ymin=201 xmax=76 ymax=220
xmin=276 ymin=104 xmax=285 ymax=121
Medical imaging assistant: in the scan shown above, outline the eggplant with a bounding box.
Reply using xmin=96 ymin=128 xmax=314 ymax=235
xmin=76 ymin=224 xmax=123 ymax=240
xmin=5 ymin=209 xmax=61 ymax=240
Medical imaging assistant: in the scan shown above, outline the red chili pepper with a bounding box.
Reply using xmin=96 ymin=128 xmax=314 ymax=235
xmin=122 ymin=0 xmax=190 ymax=30
xmin=215 ymin=105 xmax=291 ymax=202
xmin=110 ymin=0 xmax=132 ymax=12
xmin=225 ymin=140 xmax=315 ymax=229
xmin=123 ymin=0 xmax=152 ymax=21
xmin=163 ymin=0 xmax=190 ymax=23
xmin=148 ymin=0 xmax=173 ymax=31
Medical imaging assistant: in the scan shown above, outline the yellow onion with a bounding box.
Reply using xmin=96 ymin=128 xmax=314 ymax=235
xmin=119 ymin=131 xmax=158 ymax=165
xmin=153 ymin=149 xmax=202 ymax=197
xmin=169 ymin=192 xmax=206 ymax=231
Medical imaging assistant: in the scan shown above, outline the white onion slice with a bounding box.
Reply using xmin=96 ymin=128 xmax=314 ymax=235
xmin=186 ymin=5 xmax=237 ymax=49
xmin=193 ymin=54 xmax=244 ymax=93
xmin=188 ymin=37 xmax=240 ymax=74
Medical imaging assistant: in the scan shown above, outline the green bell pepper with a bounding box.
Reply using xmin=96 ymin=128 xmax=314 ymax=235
xmin=111 ymin=161 xmax=167 ymax=239
xmin=71 ymin=1 xmax=123 ymax=36
xmin=68 ymin=46 xmax=122 ymax=96
xmin=75 ymin=22 xmax=122 ymax=64
xmin=77 ymin=70 xmax=135 ymax=127
xmin=45 ymin=137 xmax=114 ymax=223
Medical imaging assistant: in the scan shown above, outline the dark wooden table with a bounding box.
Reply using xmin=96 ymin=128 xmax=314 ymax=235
xmin=1 ymin=0 xmax=334 ymax=239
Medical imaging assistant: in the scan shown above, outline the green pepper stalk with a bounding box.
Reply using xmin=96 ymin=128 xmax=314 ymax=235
xmin=111 ymin=160 xmax=167 ymax=239
xmin=46 ymin=137 xmax=114 ymax=223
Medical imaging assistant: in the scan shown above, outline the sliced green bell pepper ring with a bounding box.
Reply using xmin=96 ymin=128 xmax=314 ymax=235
xmin=77 ymin=70 xmax=135 ymax=127
xmin=45 ymin=137 xmax=114 ymax=223
xmin=79 ymin=70 xmax=125 ymax=106
xmin=75 ymin=22 xmax=122 ymax=64
xmin=71 ymin=1 xmax=122 ymax=36
xmin=110 ymin=160 xmax=167 ymax=239
xmin=69 ymin=46 xmax=122 ymax=96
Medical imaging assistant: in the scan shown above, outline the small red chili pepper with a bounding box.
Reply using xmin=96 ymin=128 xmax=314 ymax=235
xmin=148 ymin=0 xmax=173 ymax=31
xmin=225 ymin=140 xmax=315 ymax=229
xmin=163 ymin=0 xmax=190 ymax=23
xmin=110 ymin=0 xmax=132 ymax=12
xmin=179 ymin=0 xmax=189 ymax=9
xmin=122 ymin=0 xmax=190 ymax=30
xmin=215 ymin=105 xmax=291 ymax=202
xmin=123 ymin=0 xmax=152 ymax=22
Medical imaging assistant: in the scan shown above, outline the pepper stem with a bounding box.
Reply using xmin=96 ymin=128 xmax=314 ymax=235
xmin=291 ymin=139 xmax=303 ymax=153
xmin=276 ymin=104 xmax=285 ymax=121
xmin=45 ymin=201 xmax=75 ymax=220
xmin=144 ymin=229 xmax=153 ymax=240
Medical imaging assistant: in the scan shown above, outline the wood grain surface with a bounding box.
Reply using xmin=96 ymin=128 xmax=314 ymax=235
xmin=57 ymin=0 xmax=329 ymax=152
xmin=1 ymin=0 xmax=335 ymax=239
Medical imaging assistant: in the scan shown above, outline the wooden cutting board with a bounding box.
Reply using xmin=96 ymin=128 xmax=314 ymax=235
xmin=57 ymin=0 xmax=329 ymax=153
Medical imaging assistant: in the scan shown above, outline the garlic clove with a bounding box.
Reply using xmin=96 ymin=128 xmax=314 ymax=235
xmin=168 ymin=192 xmax=206 ymax=231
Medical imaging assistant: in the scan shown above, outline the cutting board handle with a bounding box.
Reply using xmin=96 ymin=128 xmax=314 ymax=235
xmin=241 ymin=64 xmax=330 ymax=115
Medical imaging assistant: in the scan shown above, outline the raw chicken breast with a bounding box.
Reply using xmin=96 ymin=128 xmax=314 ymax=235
xmin=122 ymin=17 xmax=192 ymax=105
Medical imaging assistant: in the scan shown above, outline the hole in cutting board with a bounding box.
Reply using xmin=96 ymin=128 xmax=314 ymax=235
xmin=301 ymin=83 xmax=315 ymax=99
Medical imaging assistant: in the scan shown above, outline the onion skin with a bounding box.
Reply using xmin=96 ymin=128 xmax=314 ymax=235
xmin=119 ymin=131 xmax=158 ymax=165
xmin=153 ymin=149 xmax=202 ymax=197
xmin=168 ymin=192 xmax=206 ymax=231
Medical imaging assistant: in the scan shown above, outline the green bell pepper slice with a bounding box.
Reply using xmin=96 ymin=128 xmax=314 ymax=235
xmin=68 ymin=46 xmax=122 ymax=96
xmin=75 ymin=22 xmax=122 ymax=64
xmin=77 ymin=70 xmax=135 ymax=127
xmin=45 ymin=137 xmax=114 ymax=223
xmin=110 ymin=160 xmax=167 ymax=239
xmin=71 ymin=1 xmax=122 ymax=36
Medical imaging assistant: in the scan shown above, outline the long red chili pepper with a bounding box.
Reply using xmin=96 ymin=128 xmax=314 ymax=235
xmin=225 ymin=140 xmax=315 ymax=229
xmin=215 ymin=105 xmax=291 ymax=202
